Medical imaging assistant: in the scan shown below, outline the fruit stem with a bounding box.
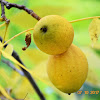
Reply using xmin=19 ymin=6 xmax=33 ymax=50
xmin=1 ymin=28 xmax=34 ymax=48
xmin=69 ymin=16 xmax=100 ymax=23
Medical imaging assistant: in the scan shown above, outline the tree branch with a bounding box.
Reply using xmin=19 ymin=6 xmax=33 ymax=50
xmin=0 ymin=0 xmax=41 ymax=21
xmin=1 ymin=0 xmax=5 ymax=19
xmin=0 ymin=0 xmax=10 ymax=23
xmin=2 ymin=59 xmax=24 ymax=76
xmin=0 ymin=37 xmax=45 ymax=100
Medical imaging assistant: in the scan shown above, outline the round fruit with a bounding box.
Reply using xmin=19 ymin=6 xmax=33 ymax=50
xmin=33 ymin=15 xmax=74 ymax=55
xmin=47 ymin=44 xmax=88 ymax=94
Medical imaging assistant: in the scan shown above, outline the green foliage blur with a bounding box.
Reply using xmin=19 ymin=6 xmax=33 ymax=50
xmin=0 ymin=0 xmax=100 ymax=100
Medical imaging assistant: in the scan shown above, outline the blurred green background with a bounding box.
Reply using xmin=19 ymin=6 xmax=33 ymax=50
xmin=0 ymin=0 xmax=100 ymax=100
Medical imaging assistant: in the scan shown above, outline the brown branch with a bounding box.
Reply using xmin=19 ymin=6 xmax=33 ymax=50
xmin=1 ymin=0 xmax=6 ymax=20
xmin=1 ymin=0 xmax=41 ymax=20
xmin=0 ymin=0 xmax=10 ymax=23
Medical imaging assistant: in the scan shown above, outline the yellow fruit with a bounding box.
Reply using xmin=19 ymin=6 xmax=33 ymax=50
xmin=33 ymin=15 xmax=74 ymax=55
xmin=47 ymin=44 xmax=88 ymax=94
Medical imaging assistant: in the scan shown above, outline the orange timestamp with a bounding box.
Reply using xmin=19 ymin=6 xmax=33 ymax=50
xmin=77 ymin=90 xmax=99 ymax=94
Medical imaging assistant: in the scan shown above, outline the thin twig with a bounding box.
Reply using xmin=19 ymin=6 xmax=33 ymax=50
xmin=1 ymin=0 xmax=41 ymax=20
xmin=2 ymin=28 xmax=34 ymax=47
xmin=69 ymin=16 xmax=100 ymax=23
xmin=1 ymin=0 xmax=6 ymax=21
xmin=1 ymin=0 xmax=10 ymax=24
xmin=2 ymin=59 xmax=24 ymax=76
xmin=23 ymin=93 xmax=28 ymax=100
xmin=0 ymin=37 xmax=45 ymax=100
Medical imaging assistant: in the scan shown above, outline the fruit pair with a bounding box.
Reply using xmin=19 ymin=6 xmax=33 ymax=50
xmin=33 ymin=15 xmax=88 ymax=94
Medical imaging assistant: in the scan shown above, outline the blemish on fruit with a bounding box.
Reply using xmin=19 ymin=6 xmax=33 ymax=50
xmin=68 ymin=93 xmax=71 ymax=95
xmin=40 ymin=26 xmax=47 ymax=33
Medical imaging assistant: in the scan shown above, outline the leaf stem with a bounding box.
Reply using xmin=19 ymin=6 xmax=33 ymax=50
xmin=0 ymin=22 xmax=6 ymax=28
xmin=2 ymin=23 xmax=9 ymax=44
xmin=69 ymin=16 xmax=100 ymax=23
xmin=2 ymin=28 xmax=34 ymax=47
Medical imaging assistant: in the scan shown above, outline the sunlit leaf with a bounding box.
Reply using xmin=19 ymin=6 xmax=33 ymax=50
xmin=1 ymin=49 xmax=50 ymax=85
xmin=0 ymin=69 xmax=10 ymax=85
xmin=0 ymin=41 xmax=3 ymax=49
xmin=4 ymin=44 xmax=13 ymax=55
xmin=33 ymin=61 xmax=50 ymax=84
xmin=10 ymin=6 xmax=70 ymax=29
xmin=0 ymin=84 xmax=14 ymax=100
xmin=1 ymin=50 xmax=31 ymax=74
xmin=86 ymin=69 xmax=100 ymax=87
xmin=12 ymin=77 xmax=34 ymax=98
xmin=89 ymin=18 xmax=100 ymax=46
xmin=21 ymin=49 xmax=48 ymax=66
xmin=0 ymin=41 xmax=3 ymax=59
xmin=81 ymin=47 xmax=100 ymax=86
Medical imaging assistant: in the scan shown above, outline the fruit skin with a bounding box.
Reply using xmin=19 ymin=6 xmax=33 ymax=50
xmin=33 ymin=15 xmax=74 ymax=55
xmin=47 ymin=44 xmax=88 ymax=93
